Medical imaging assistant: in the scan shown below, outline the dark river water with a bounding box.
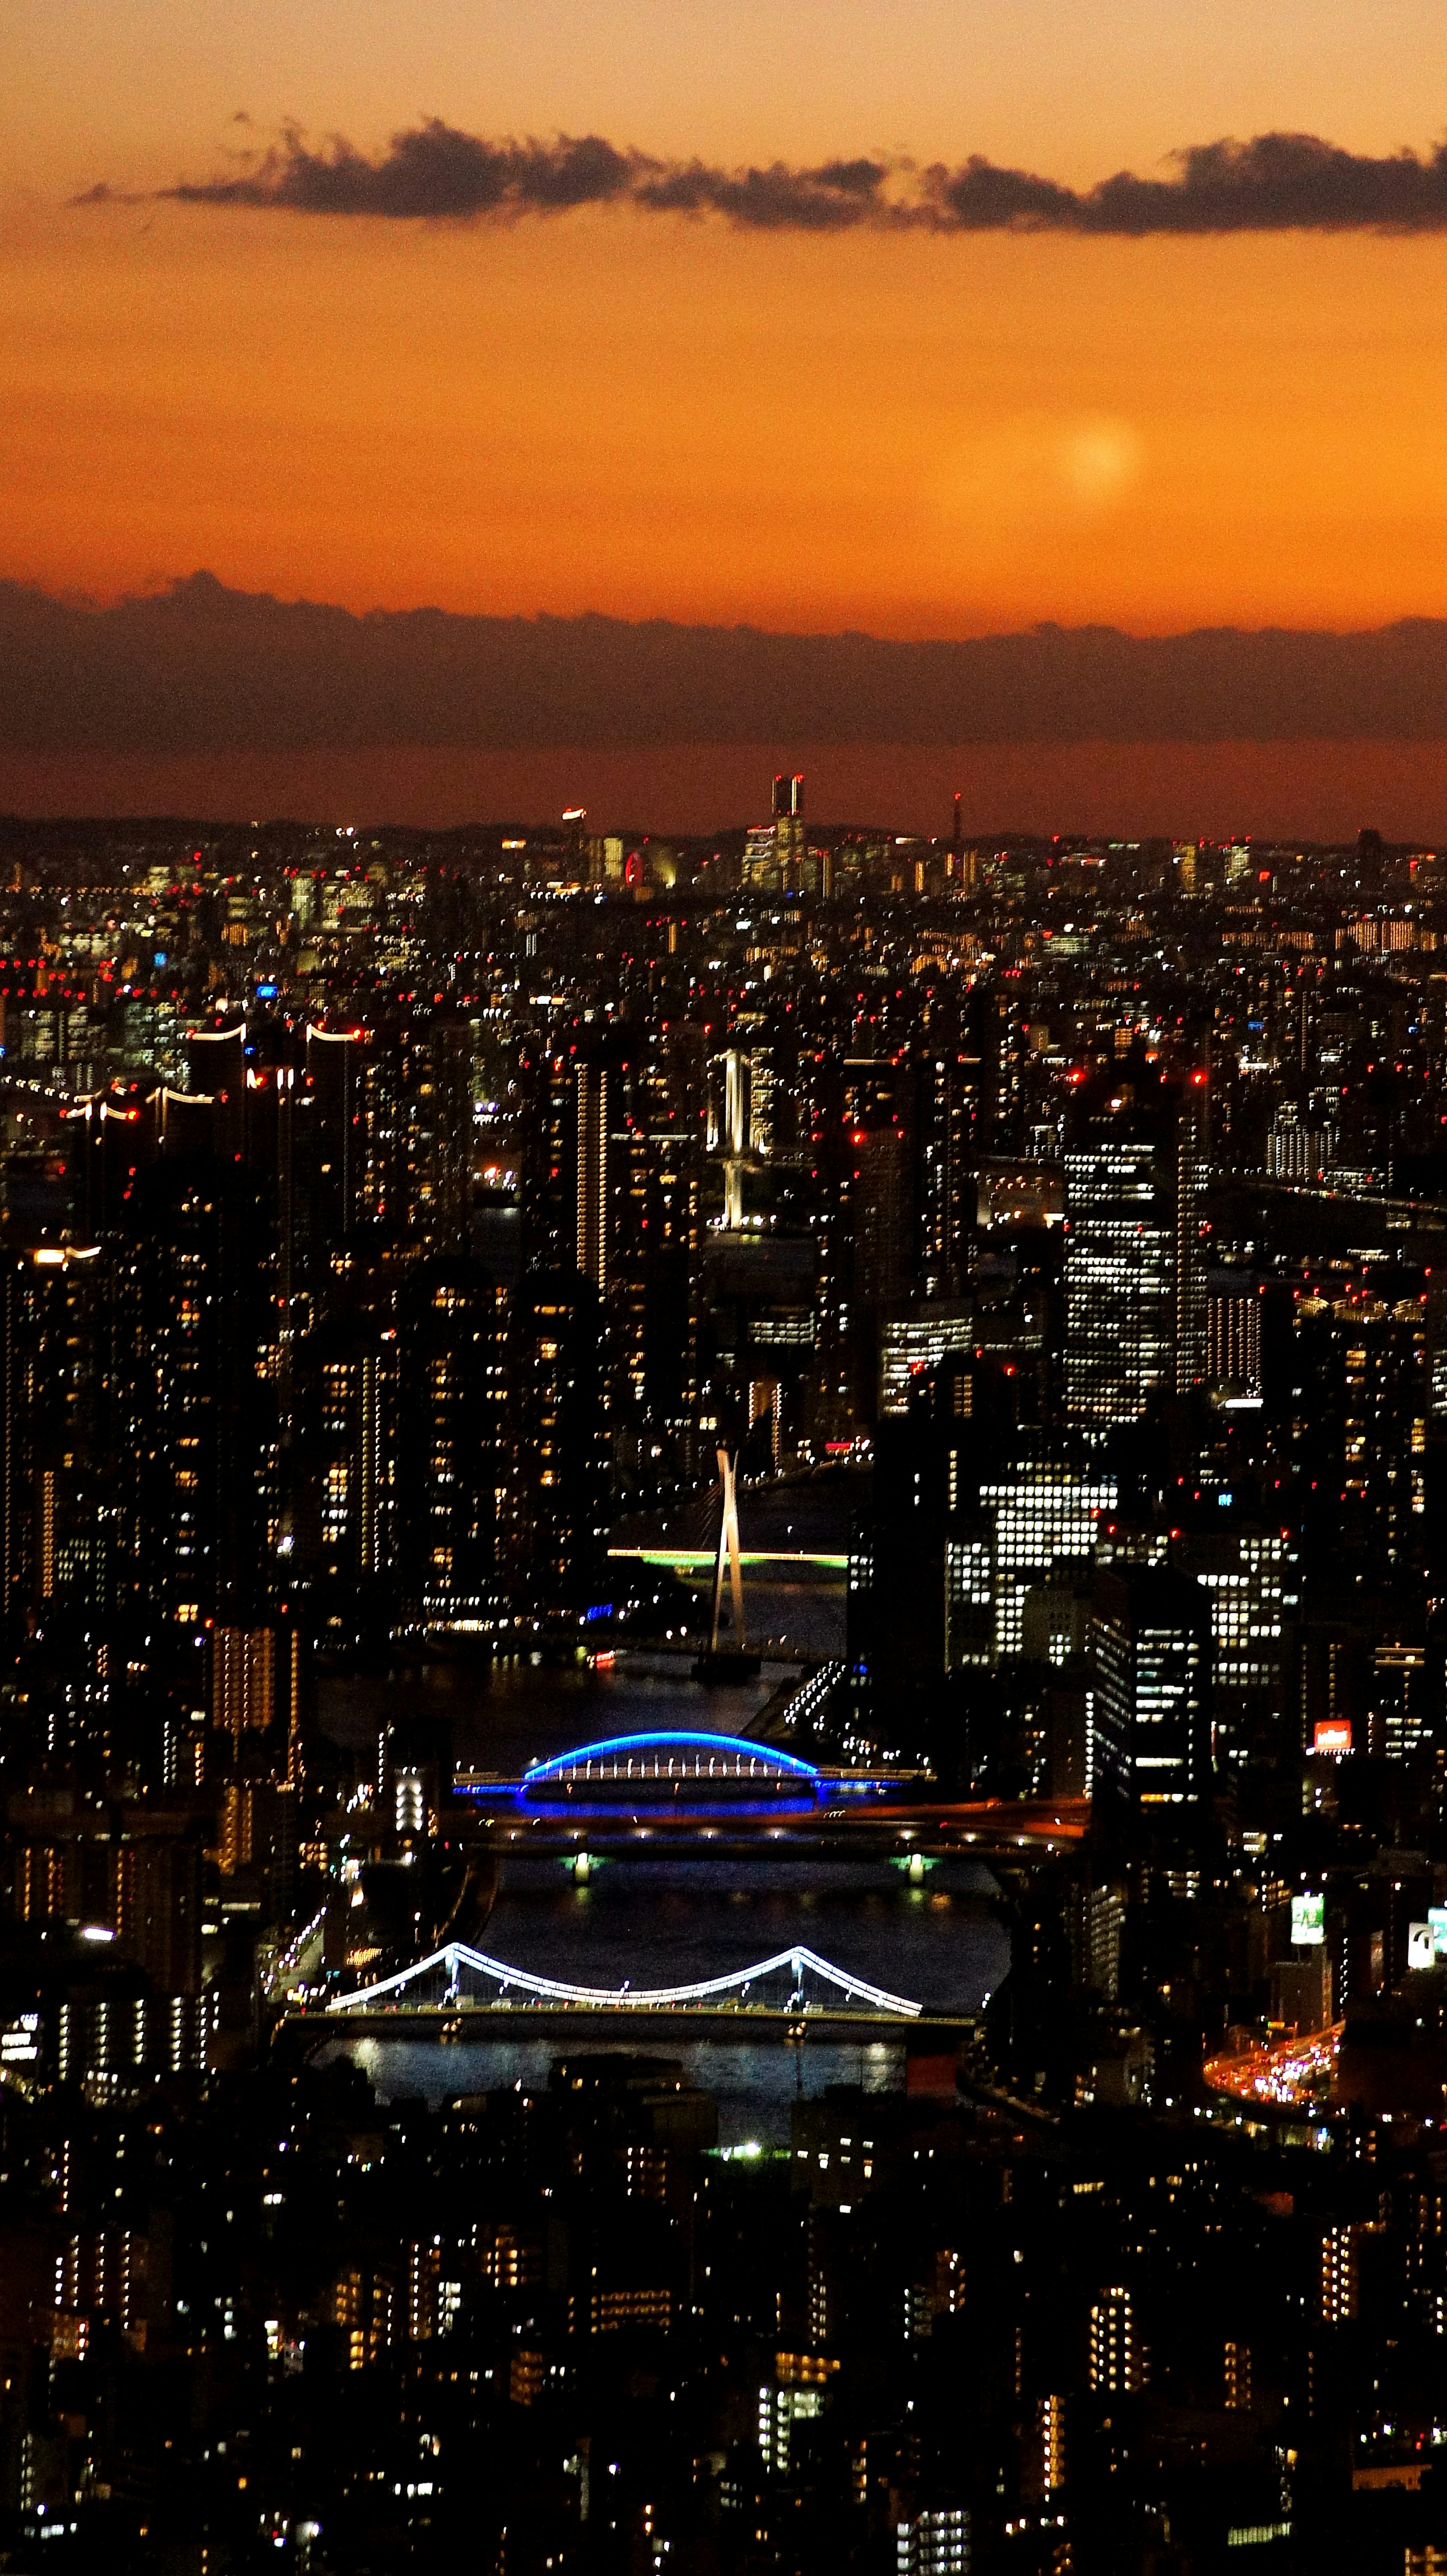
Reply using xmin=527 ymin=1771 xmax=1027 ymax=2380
xmin=316 ymin=1642 xmax=1006 ymax=2141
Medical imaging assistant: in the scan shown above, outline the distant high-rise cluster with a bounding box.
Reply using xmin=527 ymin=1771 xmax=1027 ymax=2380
xmin=0 ymin=803 xmax=1444 ymax=2565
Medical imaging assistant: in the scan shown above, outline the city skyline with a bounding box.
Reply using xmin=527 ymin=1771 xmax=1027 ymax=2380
xmin=7 ymin=8 xmax=1447 ymax=2566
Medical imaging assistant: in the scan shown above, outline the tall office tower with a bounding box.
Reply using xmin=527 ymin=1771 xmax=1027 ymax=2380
xmin=514 ymin=1040 xmax=581 ymax=1275
xmin=1064 ymin=1063 xmax=1205 ymax=1433
xmin=716 ymin=1044 xmax=753 ymax=1228
xmin=631 ymin=1138 xmax=702 ymax=1491
xmin=517 ymin=1031 xmax=701 ymax=1499
xmin=847 ymin=1354 xmax=1048 ymax=1751
xmin=206 ymin=1620 xmax=298 ymax=1888
xmin=575 ymin=1059 xmax=608 ymax=1292
xmin=944 ymin=787 xmax=979 ymax=896
xmin=558 ymin=1033 xmax=705 ymax=1499
xmin=185 ymin=1022 xmax=248 ymax=1159
xmin=1171 ymin=1521 xmax=1299 ymax=1771
xmin=507 ymin=1269 xmax=609 ymax=1625
xmin=301 ymin=1022 xmax=364 ymax=1252
xmin=972 ymin=1450 xmax=1117 ymax=1665
xmin=836 ymin=1059 xmax=914 ymax=1416
xmin=851 ymin=1127 xmax=909 ymax=1312
xmin=1429 ymin=1272 xmax=1447 ymax=1423
xmin=852 ymin=1367 xmax=973 ymax=1728
xmin=1091 ymin=1566 xmax=1213 ymax=1807
xmin=109 ymin=1158 xmax=280 ymax=1634
xmin=66 ymin=1087 xmax=149 ymax=1238
xmin=231 ymin=1021 xmax=301 ymax=1316
xmin=394 ymin=1257 xmax=507 ymax=1641
xmin=1205 ymin=1281 xmax=1264 ymax=1399
xmin=353 ymin=1011 xmax=474 ymax=1251
xmin=116 ymin=1815 xmax=204 ymax=2008
xmin=0 ymin=1241 xmax=108 ymax=1646
xmin=1291 ymin=1291 xmax=1430 ymax=1589
xmin=913 ymin=1046 xmax=978 ymax=1299
xmin=773 ymin=771 xmax=805 ymax=891
xmin=210 ymin=1623 xmax=278 ymax=1754
xmin=293 ymin=1302 xmax=399 ymax=1648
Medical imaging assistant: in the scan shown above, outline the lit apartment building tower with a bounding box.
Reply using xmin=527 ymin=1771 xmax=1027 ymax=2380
xmin=394 ymin=1256 xmax=507 ymax=1640
xmin=1265 ymin=1104 xmax=1336 ymax=1181
xmin=350 ymin=1011 xmax=473 ymax=1252
xmin=1064 ymin=1061 xmax=1205 ymax=1431
xmin=1321 ymin=2221 xmax=1386 ymax=2324
xmin=1088 ymin=2284 xmax=1146 ymax=2392
xmin=109 ymin=1159 xmax=279 ymax=1632
xmin=1034 ymin=2394 xmax=1067 ymax=2504
xmin=0 ymin=1241 xmax=107 ymax=1644
xmin=575 ymin=1035 xmax=704 ymax=1498
xmin=210 ymin=1623 xmax=277 ymax=1751
xmin=846 ymin=1115 xmax=909 ymax=1422
xmin=1091 ymin=1566 xmax=1212 ymax=1806
xmin=302 ymin=1022 xmax=364 ymax=1248
xmin=185 ymin=1022 xmax=247 ymax=1159
xmin=1291 ymin=1292 xmax=1430 ymax=1586
xmin=912 ymin=1045 xmax=979 ymax=1300
xmin=207 ymin=1620 xmax=298 ymax=1884
xmin=895 ymin=2509 xmax=971 ymax=2576
xmin=1206 ymin=1283 xmax=1264 ymax=1399
xmin=508 ymin=1268 xmax=609 ymax=1625
xmin=294 ymin=1311 xmax=399 ymax=1648
xmin=1369 ymin=1638 xmax=1430 ymax=1760
xmin=575 ymin=1061 xmax=608 ymax=1293
xmin=524 ymin=1033 xmax=704 ymax=1502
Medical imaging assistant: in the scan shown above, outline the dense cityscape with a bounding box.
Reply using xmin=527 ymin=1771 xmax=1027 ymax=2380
xmin=0 ymin=786 xmax=1445 ymax=2573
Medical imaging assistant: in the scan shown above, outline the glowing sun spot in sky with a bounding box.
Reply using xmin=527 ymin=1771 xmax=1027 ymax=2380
xmin=1059 ymin=417 xmax=1144 ymax=508
xmin=939 ymin=413 xmax=1146 ymax=537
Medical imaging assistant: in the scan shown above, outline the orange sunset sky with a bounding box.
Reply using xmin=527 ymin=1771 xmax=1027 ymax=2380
xmin=6 ymin=0 xmax=1447 ymax=828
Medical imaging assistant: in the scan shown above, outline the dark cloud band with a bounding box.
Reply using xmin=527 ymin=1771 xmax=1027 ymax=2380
xmin=76 ymin=121 xmax=1447 ymax=234
xmin=5 ymin=574 xmax=1447 ymax=753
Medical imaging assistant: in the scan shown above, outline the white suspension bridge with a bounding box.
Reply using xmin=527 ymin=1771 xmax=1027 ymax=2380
xmin=320 ymin=1942 xmax=924 ymax=2023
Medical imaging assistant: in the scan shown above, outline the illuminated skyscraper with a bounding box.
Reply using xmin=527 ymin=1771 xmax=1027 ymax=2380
xmin=1091 ymin=1565 xmax=1212 ymax=1805
xmin=395 ymin=1256 xmax=507 ymax=1639
xmin=508 ymin=1268 xmax=609 ymax=1623
xmin=1064 ymin=1063 xmax=1205 ymax=1431
xmin=110 ymin=1158 xmax=279 ymax=1633
xmin=772 ymin=771 xmax=805 ymax=891
xmin=0 ymin=1241 xmax=107 ymax=1643
xmin=1171 ymin=1521 xmax=1299 ymax=1770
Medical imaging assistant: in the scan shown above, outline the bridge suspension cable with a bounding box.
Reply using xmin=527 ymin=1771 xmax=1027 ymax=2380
xmin=326 ymin=1941 xmax=922 ymax=2019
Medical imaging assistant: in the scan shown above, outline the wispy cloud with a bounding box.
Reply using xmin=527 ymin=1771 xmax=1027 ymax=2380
xmin=75 ymin=121 xmax=1447 ymax=234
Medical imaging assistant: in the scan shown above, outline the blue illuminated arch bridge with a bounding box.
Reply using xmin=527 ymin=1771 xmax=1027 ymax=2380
xmin=327 ymin=1942 xmax=922 ymax=2021
xmin=455 ymin=1729 xmax=909 ymax=1817
xmin=517 ymin=1731 xmax=822 ymax=1804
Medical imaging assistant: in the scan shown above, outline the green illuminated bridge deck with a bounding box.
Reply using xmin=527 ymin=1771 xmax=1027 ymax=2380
xmin=607 ymin=1545 xmax=849 ymax=1570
